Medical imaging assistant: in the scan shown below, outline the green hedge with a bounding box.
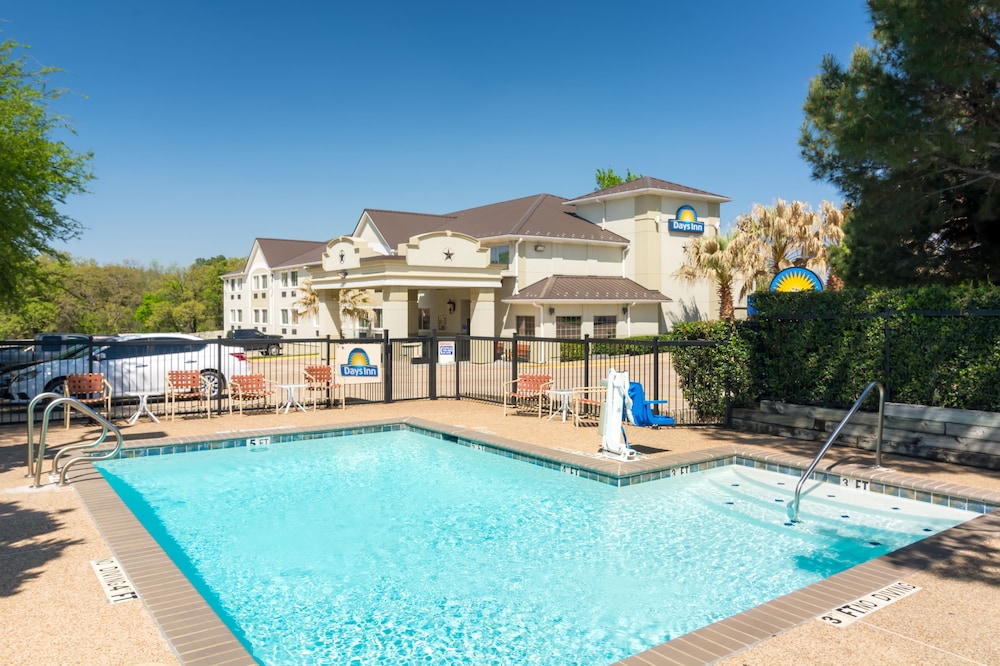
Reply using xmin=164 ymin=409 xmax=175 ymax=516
xmin=744 ymin=285 xmax=1000 ymax=411
xmin=665 ymin=321 xmax=754 ymax=419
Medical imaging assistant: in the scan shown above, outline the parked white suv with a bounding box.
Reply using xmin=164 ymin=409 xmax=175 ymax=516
xmin=7 ymin=333 xmax=250 ymax=403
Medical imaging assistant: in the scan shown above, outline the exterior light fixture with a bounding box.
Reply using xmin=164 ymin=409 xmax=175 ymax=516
xmin=548 ymin=307 xmax=555 ymax=315
xmin=338 ymin=270 xmax=348 ymax=279
xmin=534 ymin=244 xmax=546 ymax=252
xmin=622 ymin=306 xmax=629 ymax=315
xmin=447 ymin=299 xmax=456 ymax=314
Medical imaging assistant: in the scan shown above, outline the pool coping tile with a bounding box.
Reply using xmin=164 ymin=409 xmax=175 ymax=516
xmin=73 ymin=417 xmax=1000 ymax=666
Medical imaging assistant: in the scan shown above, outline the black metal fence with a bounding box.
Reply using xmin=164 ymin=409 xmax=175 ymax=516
xmin=0 ymin=332 xmax=724 ymax=426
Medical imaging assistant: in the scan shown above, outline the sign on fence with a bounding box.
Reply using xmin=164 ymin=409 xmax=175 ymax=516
xmin=438 ymin=340 xmax=455 ymax=365
xmin=334 ymin=344 xmax=383 ymax=384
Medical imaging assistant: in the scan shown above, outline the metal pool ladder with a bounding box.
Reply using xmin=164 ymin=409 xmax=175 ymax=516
xmin=26 ymin=392 xmax=123 ymax=487
xmin=788 ymin=381 xmax=886 ymax=523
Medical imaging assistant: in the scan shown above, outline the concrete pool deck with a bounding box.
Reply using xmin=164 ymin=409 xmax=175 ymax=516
xmin=2 ymin=399 xmax=1000 ymax=665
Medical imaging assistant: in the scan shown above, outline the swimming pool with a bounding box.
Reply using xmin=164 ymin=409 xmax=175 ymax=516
xmin=93 ymin=426 xmax=980 ymax=665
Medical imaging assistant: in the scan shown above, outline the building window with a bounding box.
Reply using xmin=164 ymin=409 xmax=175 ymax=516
xmin=261 ymin=275 xmax=268 ymax=289
xmin=261 ymin=310 xmax=268 ymax=324
xmin=515 ymin=316 xmax=535 ymax=336
xmin=253 ymin=309 xmax=260 ymax=324
xmin=281 ymin=309 xmax=289 ymax=325
xmin=556 ymin=316 xmax=582 ymax=338
xmin=281 ymin=272 xmax=289 ymax=287
xmin=594 ymin=315 xmax=617 ymax=339
xmin=237 ymin=310 xmax=243 ymax=323
xmin=292 ymin=310 xmax=299 ymax=325
xmin=290 ymin=271 xmax=299 ymax=286
xmin=490 ymin=244 xmax=510 ymax=265
xmin=373 ymin=308 xmax=383 ymax=329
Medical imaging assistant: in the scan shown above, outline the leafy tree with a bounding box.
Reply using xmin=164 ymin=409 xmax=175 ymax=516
xmin=594 ymin=166 xmax=642 ymax=191
xmin=675 ymin=230 xmax=744 ymax=319
xmin=46 ymin=259 xmax=151 ymax=334
xmin=800 ymin=0 xmax=1000 ymax=286
xmin=0 ymin=255 xmax=66 ymax=337
xmin=0 ymin=40 xmax=94 ymax=306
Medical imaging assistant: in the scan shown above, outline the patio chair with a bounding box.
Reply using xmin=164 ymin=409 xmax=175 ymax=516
xmin=64 ymin=373 xmax=112 ymax=428
xmin=570 ymin=385 xmax=606 ymax=427
xmin=165 ymin=370 xmax=211 ymax=421
xmin=303 ymin=364 xmax=345 ymax=410
xmin=228 ymin=374 xmax=274 ymax=415
xmin=502 ymin=373 xmax=552 ymax=417
xmin=626 ymin=381 xmax=675 ymax=428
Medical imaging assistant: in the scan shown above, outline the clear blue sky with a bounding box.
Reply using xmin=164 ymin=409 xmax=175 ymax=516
xmin=3 ymin=1 xmax=872 ymax=267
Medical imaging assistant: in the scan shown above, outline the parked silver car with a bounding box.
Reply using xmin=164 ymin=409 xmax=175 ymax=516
xmin=7 ymin=333 xmax=250 ymax=403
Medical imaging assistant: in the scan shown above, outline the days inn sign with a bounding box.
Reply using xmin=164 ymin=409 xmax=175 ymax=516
xmin=668 ymin=205 xmax=704 ymax=234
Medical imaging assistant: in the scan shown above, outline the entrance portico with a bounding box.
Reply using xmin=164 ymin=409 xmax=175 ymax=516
xmin=308 ymin=230 xmax=503 ymax=340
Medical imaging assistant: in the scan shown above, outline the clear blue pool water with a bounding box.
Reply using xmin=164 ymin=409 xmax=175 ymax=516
xmin=94 ymin=431 xmax=976 ymax=665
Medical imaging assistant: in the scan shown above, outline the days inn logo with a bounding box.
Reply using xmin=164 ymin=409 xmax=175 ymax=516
xmin=340 ymin=347 xmax=379 ymax=378
xmin=668 ymin=205 xmax=704 ymax=234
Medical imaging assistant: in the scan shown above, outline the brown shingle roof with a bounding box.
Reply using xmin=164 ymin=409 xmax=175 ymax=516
xmin=448 ymin=194 xmax=626 ymax=243
xmin=505 ymin=275 xmax=672 ymax=303
xmin=256 ymin=238 xmax=327 ymax=269
xmin=364 ymin=195 xmax=628 ymax=252
xmin=364 ymin=210 xmax=457 ymax=251
xmin=565 ymin=176 xmax=731 ymax=204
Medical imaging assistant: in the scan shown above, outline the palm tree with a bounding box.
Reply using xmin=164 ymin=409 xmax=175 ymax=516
xmin=294 ymin=280 xmax=320 ymax=322
xmin=675 ymin=230 xmax=744 ymax=320
xmin=734 ymin=199 xmax=845 ymax=295
xmin=337 ymin=288 xmax=374 ymax=338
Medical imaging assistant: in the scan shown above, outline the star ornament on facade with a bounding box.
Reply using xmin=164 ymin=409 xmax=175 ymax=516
xmin=443 ymin=247 xmax=454 ymax=261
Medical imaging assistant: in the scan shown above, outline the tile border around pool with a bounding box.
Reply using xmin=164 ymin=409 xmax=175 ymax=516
xmin=104 ymin=417 xmax=1000 ymax=514
xmin=74 ymin=417 xmax=1000 ymax=666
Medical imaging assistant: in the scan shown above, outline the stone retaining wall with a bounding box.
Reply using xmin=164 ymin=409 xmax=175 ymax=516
xmin=731 ymin=401 xmax=1000 ymax=470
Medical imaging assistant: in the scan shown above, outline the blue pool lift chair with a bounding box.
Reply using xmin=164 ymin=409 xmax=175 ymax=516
xmin=626 ymin=382 xmax=675 ymax=428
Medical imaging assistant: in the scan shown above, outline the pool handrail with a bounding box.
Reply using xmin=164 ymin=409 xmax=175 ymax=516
xmin=788 ymin=381 xmax=886 ymax=522
xmin=27 ymin=392 xmax=123 ymax=487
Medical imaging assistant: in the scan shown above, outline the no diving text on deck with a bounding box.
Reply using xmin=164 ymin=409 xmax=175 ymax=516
xmin=818 ymin=581 xmax=920 ymax=626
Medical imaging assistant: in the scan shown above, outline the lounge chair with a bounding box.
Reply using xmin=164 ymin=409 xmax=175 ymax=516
xmin=502 ymin=373 xmax=552 ymax=417
xmin=165 ymin=370 xmax=211 ymax=421
xmin=64 ymin=373 xmax=112 ymax=428
xmin=598 ymin=369 xmax=637 ymax=460
xmin=626 ymin=382 xmax=675 ymax=428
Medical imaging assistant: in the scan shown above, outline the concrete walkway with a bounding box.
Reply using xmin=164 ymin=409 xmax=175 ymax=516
xmin=2 ymin=399 xmax=999 ymax=665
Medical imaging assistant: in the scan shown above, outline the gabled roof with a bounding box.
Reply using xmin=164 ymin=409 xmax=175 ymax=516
xmin=363 ymin=210 xmax=457 ymax=250
xmin=565 ymin=176 xmax=731 ymax=206
xmin=505 ymin=275 xmax=672 ymax=303
xmin=255 ymin=238 xmax=327 ymax=269
xmin=448 ymin=194 xmax=626 ymax=243
xmin=363 ymin=194 xmax=628 ymax=252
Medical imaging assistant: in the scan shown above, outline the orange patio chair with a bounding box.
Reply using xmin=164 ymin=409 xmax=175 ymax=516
xmin=303 ymin=364 xmax=345 ymax=410
xmin=228 ymin=374 xmax=274 ymax=415
xmin=571 ymin=385 xmax=607 ymax=427
xmin=64 ymin=373 xmax=112 ymax=428
xmin=165 ymin=370 xmax=211 ymax=421
xmin=502 ymin=373 xmax=552 ymax=418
